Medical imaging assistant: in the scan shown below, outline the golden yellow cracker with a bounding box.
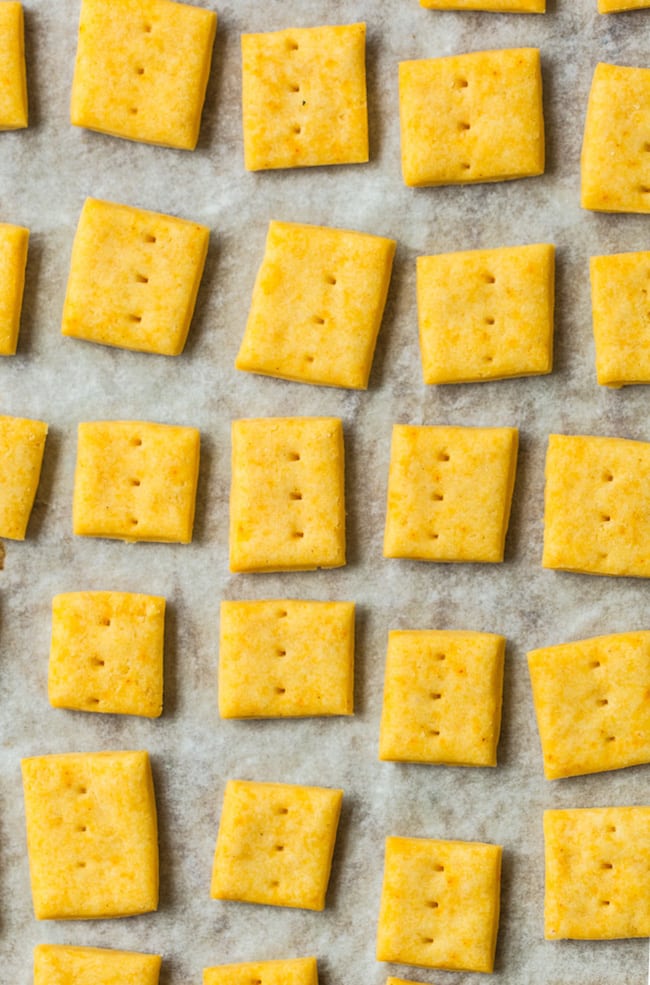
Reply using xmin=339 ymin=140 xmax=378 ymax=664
xmin=229 ymin=417 xmax=345 ymax=572
xmin=211 ymin=779 xmax=342 ymax=911
xmin=73 ymin=420 xmax=200 ymax=544
xmin=528 ymin=632 xmax=650 ymax=779
xmin=34 ymin=945 xmax=161 ymax=985
xmin=62 ymin=199 xmax=209 ymax=355
xmin=379 ymin=630 xmax=505 ymax=766
xmin=399 ymin=48 xmax=544 ymax=187
xmin=219 ymin=600 xmax=354 ymax=718
xmin=598 ymin=0 xmax=650 ymax=13
xmin=581 ymin=63 xmax=650 ymax=212
xmin=0 ymin=414 xmax=47 ymax=540
xmin=418 ymin=244 xmax=554 ymax=383
xmin=71 ymin=0 xmax=216 ymax=150
xmin=0 ymin=2 xmax=27 ymax=129
xmin=242 ymin=24 xmax=368 ymax=171
xmin=0 ymin=221 xmax=28 ymax=355
xmin=377 ymin=836 xmax=502 ymax=972
xmin=21 ymin=750 xmax=158 ymax=919
xmin=49 ymin=591 xmax=165 ymax=718
xmin=544 ymin=807 xmax=650 ymax=939
xmin=421 ymin=0 xmax=544 ymax=7
xmin=387 ymin=980 xmax=435 ymax=985
xmin=204 ymin=958 xmax=318 ymax=985
xmin=236 ymin=221 xmax=395 ymax=389
xmin=543 ymin=433 xmax=650 ymax=577
xmin=383 ymin=425 xmax=518 ymax=563
xmin=590 ymin=250 xmax=650 ymax=386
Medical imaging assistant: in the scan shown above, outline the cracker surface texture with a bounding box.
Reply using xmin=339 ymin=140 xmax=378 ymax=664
xmin=582 ymin=63 xmax=650 ymax=212
xmin=241 ymin=23 xmax=368 ymax=170
xmin=399 ymin=48 xmax=544 ymax=187
xmin=71 ymin=0 xmax=216 ymax=150
xmin=384 ymin=424 xmax=518 ymax=562
xmin=377 ymin=836 xmax=502 ymax=972
xmin=22 ymin=750 xmax=158 ymax=919
xmin=204 ymin=958 xmax=318 ymax=985
xmin=0 ymin=414 xmax=47 ymax=539
xmin=598 ymin=1 xmax=650 ymax=14
xmin=544 ymin=806 xmax=650 ymax=938
xmin=219 ymin=599 xmax=354 ymax=718
xmin=236 ymin=221 xmax=395 ymax=389
xmin=543 ymin=432 xmax=650 ymax=577
xmin=49 ymin=591 xmax=165 ymax=718
xmin=0 ymin=2 xmax=27 ymax=128
xmin=421 ymin=0 xmax=544 ymax=7
xmin=380 ymin=630 xmax=505 ymax=766
xmin=211 ymin=779 xmax=343 ymax=910
xmin=590 ymin=250 xmax=650 ymax=386
xmin=418 ymin=243 xmax=554 ymax=383
xmin=62 ymin=198 xmax=209 ymax=355
xmin=229 ymin=417 xmax=346 ymax=572
xmin=0 ymin=221 xmax=28 ymax=354
xmin=34 ymin=944 xmax=161 ymax=985
xmin=73 ymin=420 xmax=200 ymax=543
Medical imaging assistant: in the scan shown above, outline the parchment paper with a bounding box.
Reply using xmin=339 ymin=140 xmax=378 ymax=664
xmin=3 ymin=2 xmax=650 ymax=982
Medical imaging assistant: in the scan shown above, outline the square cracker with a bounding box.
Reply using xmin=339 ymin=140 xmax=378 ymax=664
xmin=229 ymin=417 xmax=345 ymax=572
xmin=581 ymin=63 xmax=650 ymax=213
xmin=0 ymin=414 xmax=47 ymax=540
xmin=383 ymin=425 xmax=518 ymax=563
xmin=211 ymin=779 xmax=343 ymax=910
xmin=0 ymin=221 xmax=28 ymax=355
xmin=528 ymin=632 xmax=650 ymax=779
xmin=21 ymin=750 xmax=158 ymax=919
xmin=379 ymin=630 xmax=505 ymax=766
xmin=62 ymin=198 xmax=209 ymax=356
xmin=544 ymin=806 xmax=650 ymax=939
xmin=0 ymin=2 xmax=27 ymax=129
xmin=219 ymin=600 xmax=354 ymax=718
xmin=377 ymin=836 xmax=502 ymax=972
xmin=590 ymin=250 xmax=650 ymax=386
xmin=71 ymin=0 xmax=216 ymax=150
xmin=236 ymin=221 xmax=395 ymax=389
xmin=204 ymin=958 xmax=318 ymax=985
xmin=542 ymin=433 xmax=650 ymax=577
xmin=417 ymin=244 xmax=554 ymax=383
xmin=73 ymin=420 xmax=200 ymax=544
xmin=598 ymin=0 xmax=650 ymax=8
xmin=241 ymin=24 xmax=368 ymax=171
xmin=34 ymin=945 xmax=161 ymax=985
xmin=49 ymin=591 xmax=166 ymax=718
xmin=399 ymin=48 xmax=544 ymax=187
xmin=421 ymin=0 xmax=544 ymax=7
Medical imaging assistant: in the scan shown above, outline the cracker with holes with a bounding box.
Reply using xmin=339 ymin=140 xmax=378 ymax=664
xmin=528 ymin=632 xmax=650 ymax=779
xmin=418 ymin=244 xmax=554 ymax=384
xmin=241 ymin=23 xmax=368 ymax=171
xmin=70 ymin=0 xmax=216 ymax=150
xmin=544 ymin=806 xmax=650 ymax=939
xmin=229 ymin=417 xmax=345 ymax=572
xmin=211 ymin=779 xmax=342 ymax=910
xmin=399 ymin=48 xmax=544 ymax=187
xmin=383 ymin=425 xmax=518 ymax=563
xmin=379 ymin=630 xmax=505 ymax=766
xmin=204 ymin=958 xmax=318 ymax=985
xmin=0 ymin=2 xmax=27 ymax=129
xmin=49 ymin=591 xmax=165 ymax=718
xmin=219 ymin=600 xmax=354 ymax=718
xmin=377 ymin=836 xmax=502 ymax=972
xmin=62 ymin=199 xmax=209 ymax=355
xmin=590 ymin=250 xmax=650 ymax=386
xmin=236 ymin=221 xmax=395 ymax=389
xmin=73 ymin=420 xmax=200 ymax=543
xmin=0 ymin=221 xmax=28 ymax=355
xmin=0 ymin=414 xmax=47 ymax=540
xmin=582 ymin=63 xmax=650 ymax=212
xmin=34 ymin=945 xmax=161 ymax=985
xmin=21 ymin=750 xmax=158 ymax=919
xmin=543 ymin=433 xmax=650 ymax=577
